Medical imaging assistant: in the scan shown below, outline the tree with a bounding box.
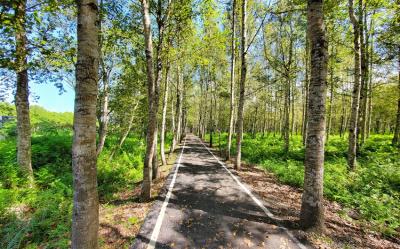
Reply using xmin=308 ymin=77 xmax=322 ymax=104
xmin=160 ymin=65 xmax=170 ymax=166
xmin=347 ymin=0 xmax=362 ymax=170
xmin=227 ymin=0 xmax=236 ymax=160
xmin=71 ymin=0 xmax=100 ymax=248
xmin=394 ymin=57 xmax=400 ymax=146
xmin=140 ymin=0 xmax=158 ymax=200
xmin=14 ymin=0 xmax=33 ymax=181
xmin=235 ymin=0 xmax=247 ymax=170
xmin=96 ymin=0 xmax=109 ymax=156
xmin=300 ymin=0 xmax=328 ymax=231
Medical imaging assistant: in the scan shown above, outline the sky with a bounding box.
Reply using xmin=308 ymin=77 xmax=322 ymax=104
xmin=30 ymin=83 xmax=75 ymax=113
xmin=4 ymin=82 xmax=75 ymax=113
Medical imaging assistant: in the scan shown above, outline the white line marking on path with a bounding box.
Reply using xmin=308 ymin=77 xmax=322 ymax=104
xmin=147 ymin=138 xmax=187 ymax=249
xmin=199 ymin=138 xmax=308 ymax=249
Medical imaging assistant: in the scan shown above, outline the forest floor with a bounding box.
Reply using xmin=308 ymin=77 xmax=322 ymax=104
xmin=226 ymin=159 xmax=400 ymax=249
xmin=98 ymin=153 xmax=178 ymax=248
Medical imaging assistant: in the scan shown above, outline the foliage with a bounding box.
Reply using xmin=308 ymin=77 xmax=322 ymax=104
xmin=0 ymin=107 xmax=152 ymax=248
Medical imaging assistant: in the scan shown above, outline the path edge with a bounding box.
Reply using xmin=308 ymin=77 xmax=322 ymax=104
xmin=130 ymin=139 xmax=185 ymax=249
xmin=199 ymin=138 xmax=309 ymax=249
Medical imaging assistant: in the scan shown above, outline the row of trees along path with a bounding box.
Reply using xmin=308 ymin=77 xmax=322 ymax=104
xmin=3 ymin=0 xmax=399 ymax=248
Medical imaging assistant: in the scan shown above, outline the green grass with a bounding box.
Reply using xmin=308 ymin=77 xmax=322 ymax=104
xmin=0 ymin=105 xmax=176 ymax=248
xmin=206 ymin=132 xmax=400 ymax=236
xmin=0 ymin=132 xmax=151 ymax=248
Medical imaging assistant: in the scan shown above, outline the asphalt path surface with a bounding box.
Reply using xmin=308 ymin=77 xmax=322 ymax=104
xmin=132 ymin=134 xmax=307 ymax=249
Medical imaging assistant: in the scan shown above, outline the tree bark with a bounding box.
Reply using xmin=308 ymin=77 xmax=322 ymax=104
xmin=72 ymin=0 xmax=99 ymax=248
xmin=160 ymin=66 xmax=170 ymax=166
xmin=284 ymin=78 xmax=290 ymax=153
xmin=170 ymin=65 xmax=183 ymax=153
xmin=300 ymin=0 xmax=328 ymax=231
xmin=366 ymin=31 xmax=374 ymax=138
xmin=14 ymin=0 xmax=33 ymax=181
xmin=326 ymin=49 xmax=334 ymax=142
xmin=235 ymin=0 xmax=247 ymax=170
xmin=303 ymin=34 xmax=310 ymax=145
xmin=358 ymin=0 xmax=368 ymax=147
xmin=141 ymin=0 xmax=159 ymax=200
xmin=96 ymin=0 xmax=108 ymax=157
xmin=96 ymin=71 xmax=109 ymax=156
xmin=227 ymin=0 xmax=236 ymax=160
xmin=348 ymin=0 xmax=362 ymax=170
xmin=393 ymin=51 xmax=400 ymax=146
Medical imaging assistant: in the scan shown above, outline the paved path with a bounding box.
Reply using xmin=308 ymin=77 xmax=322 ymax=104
xmin=132 ymin=135 xmax=307 ymax=249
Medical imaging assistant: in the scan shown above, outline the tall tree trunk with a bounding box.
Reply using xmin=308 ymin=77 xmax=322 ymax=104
xmin=393 ymin=52 xmax=400 ymax=146
xmin=326 ymin=50 xmax=334 ymax=142
xmin=340 ymin=92 xmax=346 ymax=137
xmin=366 ymin=31 xmax=374 ymax=138
xmin=348 ymin=0 xmax=362 ymax=170
xmin=141 ymin=0 xmax=159 ymax=200
xmin=152 ymin=0 xmax=171 ymax=178
xmin=290 ymin=75 xmax=295 ymax=135
xmin=170 ymin=87 xmax=176 ymax=148
xmin=96 ymin=72 xmax=109 ymax=156
xmin=227 ymin=0 xmax=236 ymax=160
xmin=72 ymin=0 xmax=99 ymax=247
xmin=300 ymin=0 xmax=328 ymax=231
xmin=303 ymin=35 xmax=310 ymax=145
xmin=235 ymin=0 xmax=247 ymax=170
xmin=14 ymin=0 xmax=33 ymax=181
xmin=170 ymin=65 xmax=183 ymax=153
xmin=284 ymin=78 xmax=290 ymax=153
xmin=160 ymin=66 xmax=170 ymax=166
xmin=96 ymin=0 xmax=108 ymax=157
xmin=358 ymin=0 xmax=367 ymax=147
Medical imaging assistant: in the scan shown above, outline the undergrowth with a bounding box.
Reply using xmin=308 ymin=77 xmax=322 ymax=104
xmin=206 ymin=132 xmax=400 ymax=237
xmin=0 ymin=106 xmax=173 ymax=248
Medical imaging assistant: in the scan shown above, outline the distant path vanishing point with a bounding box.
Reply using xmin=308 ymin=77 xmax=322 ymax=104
xmin=132 ymin=134 xmax=308 ymax=249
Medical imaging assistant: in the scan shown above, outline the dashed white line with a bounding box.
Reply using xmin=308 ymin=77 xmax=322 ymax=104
xmin=147 ymin=138 xmax=186 ymax=249
xmin=199 ymin=138 xmax=308 ymax=249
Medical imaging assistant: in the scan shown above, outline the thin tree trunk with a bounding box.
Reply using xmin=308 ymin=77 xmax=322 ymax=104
xmin=284 ymin=78 xmax=290 ymax=153
xmin=152 ymin=0 xmax=171 ymax=178
xmin=96 ymin=0 xmax=108 ymax=157
xmin=170 ymin=87 xmax=175 ymax=149
xmin=14 ymin=0 xmax=33 ymax=181
xmin=340 ymin=92 xmax=346 ymax=137
xmin=358 ymin=0 xmax=367 ymax=147
xmin=303 ymin=34 xmax=310 ymax=145
xmin=227 ymin=0 xmax=236 ymax=160
xmin=209 ymin=77 xmax=214 ymax=147
xmin=141 ymin=0 xmax=159 ymax=199
xmin=366 ymin=31 xmax=374 ymax=138
xmin=109 ymin=105 xmax=137 ymax=160
xmin=300 ymin=0 xmax=328 ymax=231
xmin=348 ymin=0 xmax=362 ymax=170
xmin=96 ymin=72 xmax=109 ymax=156
xmin=160 ymin=66 xmax=170 ymax=166
xmin=235 ymin=0 xmax=247 ymax=170
xmin=72 ymin=0 xmax=99 ymax=247
xmin=393 ymin=52 xmax=400 ymax=146
xmin=291 ymin=76 xmax=295 ymax=135
xmin=326 ymin=49 xmax=334 ymax=142
xmin=170 ymin=65 xmax=183 ymax=153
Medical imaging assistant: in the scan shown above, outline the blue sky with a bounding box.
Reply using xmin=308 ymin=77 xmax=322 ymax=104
xmin=4 ymin=82 xmax=75 ymax=113
xmin=31 ymin=83 xmax=75 ymax=113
